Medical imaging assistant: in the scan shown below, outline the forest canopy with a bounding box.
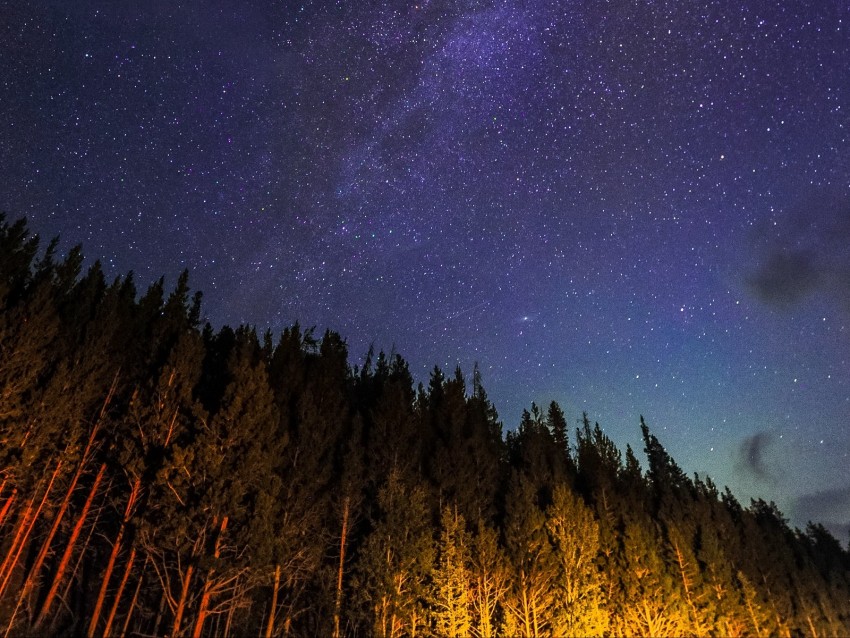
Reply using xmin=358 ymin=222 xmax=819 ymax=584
xmin=0 ymin=213 xmax=848 ymax=637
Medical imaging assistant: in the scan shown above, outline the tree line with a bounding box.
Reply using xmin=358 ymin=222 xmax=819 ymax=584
xmin=0 ymin=213 xmax=848 ymax=637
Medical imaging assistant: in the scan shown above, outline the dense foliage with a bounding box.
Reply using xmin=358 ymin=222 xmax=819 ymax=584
xmin=1 ymin=214 xmax=849 ymax=637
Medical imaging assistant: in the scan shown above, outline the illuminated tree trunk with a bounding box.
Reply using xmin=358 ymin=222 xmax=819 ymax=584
xmin=19 ymin=479 xmax=73 ymax=602
xmin=332 ymin=496 xmax=350 ymax=638
xmin=807 ymin=615 xmax=820 ymax=638
xmin=102 ymin=547 xmax=137 ymax=638
xmin=0 ymin=494 xmax=35 ymax=600
xmin=224 ymin=591 xmax=238 ymax=638
xmin=172 ymin=562 xmax=194 ymax=638
xmin=192 ymin=515 xmax=228 ymax=638
xmin=519 ymin=580 xmax=532 ymax=637
xmin=265 ymin=563 xmax=281 ymax=638
xmin=34 ymin=460 xmax=108 ymax=628
xmin=53 ymin=491 xmax=106 ymax=633
xmin=87 ymin=475 xmax=141 ymax=638
xmin=532 ymin=594 xmax=542 ymax=638
xmin=118 ymin=553 xmax=146 ymax=638
xmin=0 ymin=458 xmax=63 ymax=600
xmin=0 ymin=487 xmax=15 ymax=529
xmin=20 ymin=377 xmax=115 ymax=605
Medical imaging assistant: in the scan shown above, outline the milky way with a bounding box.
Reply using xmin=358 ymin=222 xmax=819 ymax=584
xmin=2 ymin=0 xmax=849 ymax=536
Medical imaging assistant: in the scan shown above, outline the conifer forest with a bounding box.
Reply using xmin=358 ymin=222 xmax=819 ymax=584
xmin=1 ymin=213 xmax=849 ymax=637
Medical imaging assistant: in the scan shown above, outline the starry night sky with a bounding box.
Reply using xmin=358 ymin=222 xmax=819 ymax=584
xmin=2 ymin=1 xmax=849 ymax=536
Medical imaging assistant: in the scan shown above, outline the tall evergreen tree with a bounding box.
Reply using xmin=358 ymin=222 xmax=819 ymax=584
xmin=468 ymin=519 xmax=509 ymax=638
xmin=545 ymin=484 xmax=609 ymax=636
xmin=354 ymin=471 xmax=434 ymax=638
xmin=501 ymin=472 xmax=556 ymax=637
xmin=618 ymin=515 xmax=689 ymax=637
xmin=430 ymin=506 xmax=473 ymax=637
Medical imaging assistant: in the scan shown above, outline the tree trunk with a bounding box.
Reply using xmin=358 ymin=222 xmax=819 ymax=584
xmin=53 ymin=491 xmax=106 ymax=634
xmin=102 ymin=546 xmax=136 ymax=638
xmin=192 ymin=516 xmax=228 ymax=638
xmin=0 ymin=458 xmax=63 ymax=600
xmin=520 ymin=581 xmax=532 ymax=638
xmin=20 ymin=377 xmax=116 ymax=605
xmin=118 ymin=553 xmax=145 ymax=638
xmin=224 ymin=593 xmax=237 ymax=638
xmin=532 ymin=596 xmax=540 ymax=638
xmin=332 ymin=496 xmax=350 ymax=638
xmin=34 ymin=461 xmax=108 ymax=628
xmin=807 ymin=615 xmax=819 ymax=638
xmin=0 ymin=494 xmax=35 ymax=600
xmin=172 ymin=563 xmax=194 ymax=637
xmin=0 ymin=487 xmax=15 ymax=530
xmin=674 ymin=539 xmax=704 ymax=638
xmin=265 ymin=563 xmax=281 ymax=638
xmin=87 ymin=475 xmax=141 ymax=638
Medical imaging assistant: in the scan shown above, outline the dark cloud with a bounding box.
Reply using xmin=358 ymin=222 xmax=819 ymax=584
xmin=748 ymin=191 xmax=850 ymax=310
xmin=748 ymin=249 xmax=820 ymax=305
xmin=735 ymin=431 xmax=775 ymax=482
xmin=793 ymin=485 xmax=850 ymax=542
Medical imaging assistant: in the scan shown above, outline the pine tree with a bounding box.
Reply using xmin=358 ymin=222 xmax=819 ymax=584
xmin=136 ymin=335 xmax=209 ymax=637
xmin=468 ymin=520 xmax=509 ymax=638
xmin=0 ymin=214 xmax=40 ymax=308
xmin=668 ymin=524 xmax=708 ymax=638
xmin=737 ymin=569 xmax=775 ymax=637
xmin=640 ymin=416 xmax=692 ymax=514
xmin=430 ymin=506 xmax=472 ymax=637
xmin=575 ymin=415 xmax=622 ymax=502
xmin=545 ymin=484 xmax=609 ymax=636
xmin=618 ymin=516 xmax=689 ymax=637
xmin=188 ymin=329 xmax=280 ymax=637
xmin=355 ymin=471 xmax=434 ymax=638
xmin=501 ymin=472 xmax=556 ymax=637
xmin=506 ymin=405 xmax=568 ymax=508
xmin=268 ymin=329 xmax=351 ymax=633
xmin=364 ymin=354 xmax=420 ymax=492
xmin=429 ymin=367 xmax=503 ymax=524
xmin=546 ymin=401 xmax=570 ymax=467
